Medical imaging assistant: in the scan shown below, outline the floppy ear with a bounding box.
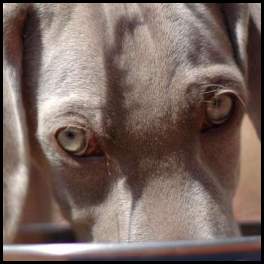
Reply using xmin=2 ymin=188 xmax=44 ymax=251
xmin=247 ymin=4 xmax=261 ymax=139
xmin=222 ymin=3 xmax=261 ymax=139
xmin=3 ymin=4 xmax=31 ymax=243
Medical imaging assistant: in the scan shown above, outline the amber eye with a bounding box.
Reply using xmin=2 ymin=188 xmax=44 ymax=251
xmin=205 ymin=93 xmax=234 ymax=125
xmin=56 ymin=127 xmax=87 ymax=156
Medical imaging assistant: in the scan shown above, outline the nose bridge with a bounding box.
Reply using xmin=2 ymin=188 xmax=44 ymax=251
xmin=119 ymin=101 xmax=189 ymax=151
xmin=88 ymin=152 xmax=239 ymax=242
xmin=104 ymin=155 xmax=171 ymax=242
xmin=108 ymin=154 xmax=239 ymax=242
xmin=126 ymin=174 xmax=239 ymax=241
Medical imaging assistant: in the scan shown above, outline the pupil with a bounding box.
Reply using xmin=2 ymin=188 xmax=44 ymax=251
xmin=66 ymin=131 xmax=75 ymax=139
xmin=213 ymin=98 xmax=221 ymax=108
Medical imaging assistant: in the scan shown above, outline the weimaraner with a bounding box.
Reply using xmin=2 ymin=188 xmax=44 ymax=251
xmin=3 ymin=3 xmax=261 ymax=243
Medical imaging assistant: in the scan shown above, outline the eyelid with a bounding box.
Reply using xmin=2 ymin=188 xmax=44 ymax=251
xmin=215 ymin=89 xmax=246 ymax=109
xmin=201 ymin=84 xmax=246 ymax=110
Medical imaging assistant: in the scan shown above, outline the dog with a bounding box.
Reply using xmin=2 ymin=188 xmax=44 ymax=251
xmin=3 ymin=3 xmax=261 ymax=243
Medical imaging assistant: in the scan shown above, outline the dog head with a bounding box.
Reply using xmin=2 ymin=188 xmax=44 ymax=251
xmin=3 ymin=3 xmax=260 ymax=242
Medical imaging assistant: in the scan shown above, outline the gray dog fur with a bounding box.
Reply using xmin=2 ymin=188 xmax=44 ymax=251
xmin=3 ymin=3 xmax=261 ymax=243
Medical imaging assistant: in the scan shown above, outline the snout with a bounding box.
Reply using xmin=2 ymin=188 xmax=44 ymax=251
xmin=72 ymin=169 xmax=240 ymax=242
xmin=121 ymin=177 xmax=241 ymax=241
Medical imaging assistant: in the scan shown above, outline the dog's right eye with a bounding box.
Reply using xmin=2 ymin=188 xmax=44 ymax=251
xmin=56 ymin=127 xmax=88 ymax=156
xmin=56 ymin=126 xmax=104 ymax=157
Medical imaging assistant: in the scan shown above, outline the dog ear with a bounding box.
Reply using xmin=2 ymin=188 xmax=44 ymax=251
xmin=222 ymin=3 xmax=261 ymax=139
xmin=3 ymin=4 xmax=31 ymax=243
xmin=247 ymin=4 xmax=261 ymax=139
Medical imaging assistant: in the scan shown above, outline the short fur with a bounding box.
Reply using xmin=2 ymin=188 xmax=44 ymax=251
xmin=3 ymin=3 xmax=261 ymax=243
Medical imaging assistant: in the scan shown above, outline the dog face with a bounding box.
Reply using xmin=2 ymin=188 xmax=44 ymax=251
xmin=3 ymin=3 xmax=261 ymax=242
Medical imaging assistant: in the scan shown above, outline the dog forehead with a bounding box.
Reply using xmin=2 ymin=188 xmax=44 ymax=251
xmin=31 ymin=4 xmax=232 ymax=84
xmin=29 ymin=4 xmax=236 ymax=135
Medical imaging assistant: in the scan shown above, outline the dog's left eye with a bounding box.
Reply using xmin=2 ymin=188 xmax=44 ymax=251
xmin=201 ymin=91 xmax=236 ymax=131
xmin=205 ymin=93 xmax=234 ymax=125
